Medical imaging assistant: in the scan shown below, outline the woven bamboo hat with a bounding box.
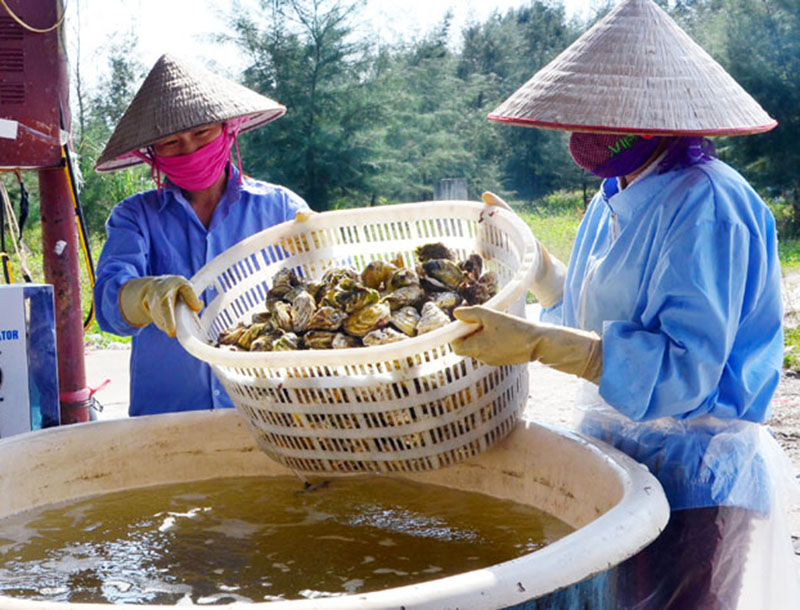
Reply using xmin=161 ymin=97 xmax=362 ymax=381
xmin=488 ymin=0 xmax=776 ymax=136
xmin=95 ymin=54 xmax=286 ymax=172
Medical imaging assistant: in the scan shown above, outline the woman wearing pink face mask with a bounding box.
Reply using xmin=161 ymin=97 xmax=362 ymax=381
xmin=453 ymin=1 xmax=798 ymax=608
xmin=93 ymin=54 xmax=312 ymax=417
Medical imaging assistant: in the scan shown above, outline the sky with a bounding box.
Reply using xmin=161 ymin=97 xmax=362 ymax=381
xmin=66 ymin=0 xmax=597 ymax=91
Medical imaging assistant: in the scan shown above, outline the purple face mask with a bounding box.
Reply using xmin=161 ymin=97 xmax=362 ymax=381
xmin=569 ymin=132 xmax=663 ymax=178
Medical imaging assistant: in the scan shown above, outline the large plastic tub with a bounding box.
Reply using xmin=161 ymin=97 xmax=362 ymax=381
xmin=0 ymin=410 xmax=669 ymax=609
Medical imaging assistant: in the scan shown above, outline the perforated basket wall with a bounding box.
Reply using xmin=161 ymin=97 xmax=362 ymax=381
xmin=176 ymin=201 xmax=539 ymax=475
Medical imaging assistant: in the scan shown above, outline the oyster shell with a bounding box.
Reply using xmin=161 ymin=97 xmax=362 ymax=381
xmin=250 ymin=330 xmax=284 ymax=351
xmin=383 ymin=283 xmax=426 ymax=311
xmin=218 ymin=323 xmax=247 ymax=345
xmin=332 ymin=332 xmax=362 ymax=349
xmin=458 ymin=253 xmax=483 ymax=282
xmin=271 ymin=301 xmax=294 ymax=332
xmin=291 ymin=290 xmax=316 ymax=332
xmin=267 ymin=268 xmax=300 ymax=300
xmin=272 ymin=332 xmax=301 ymax=351
xmin=344 ymin=301 xmax=391 ymax=337
xmin=421 ymin=259 xmax=464 ymax=291
xmin=416 ymin=302 xmax=451 ymax=335
xmin=306 ymin=306 xmax=348 ymax=331
xmin=363 ymin=327 xmax=407 ymax=346
xmin=430 ymin=291 xmax=463 ymax=315
xmin=387 ymin=267 xmax=420 ymax=291
xmin=236 ymin=322 xmax=272 ymax=350
xmin=460 ymin=271 xmax=498 ymax=305
xmin=415 ymin=242 xmax=456 ymax=262
xmin=251 ymin=311 xmax=272 ymax=324
xmin=330 ymin=281 xmax=380 ymax=313
xmin=303 ymin=330 xmax=337 ymax=349
xmin=390 ymin=306 xmax=421 ymax=336
xmin=321 ymin=267 xmax=360 ymax=286
xmin=361 ymin=260 xmax=398 ymax=290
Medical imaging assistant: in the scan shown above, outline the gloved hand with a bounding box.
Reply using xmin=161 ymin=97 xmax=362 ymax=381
xmin=294 ymin=209 xmax=317 ymax=222
xmin=482 ymin=191 xmax=567 ymax=308
xmin=452 ymin=305 xmax=602 ymax=384
xmin=119 ymin=275 xmax=203 ymax=337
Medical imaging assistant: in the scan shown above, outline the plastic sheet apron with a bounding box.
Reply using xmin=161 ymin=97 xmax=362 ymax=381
xmin=575 ymin=382 xmax=800 ymax=610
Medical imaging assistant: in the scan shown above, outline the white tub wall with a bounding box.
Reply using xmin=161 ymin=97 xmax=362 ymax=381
xmin=0 ymin=411 xmax=293 ymax=519
xmin=404 ymin=419 xmax=626 ymax=530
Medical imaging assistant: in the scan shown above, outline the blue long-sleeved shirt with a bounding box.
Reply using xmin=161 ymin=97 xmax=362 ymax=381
xmin=542 ymin=159 xmax=783 ymax=510
xmin=94 ymin=168 xmax=309 ymax=416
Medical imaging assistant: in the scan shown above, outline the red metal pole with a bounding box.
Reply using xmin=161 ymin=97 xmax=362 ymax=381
xmin=39 ymin=168 xmax=90 ymax=424
xmin=37 ymin=0 xmax=90 ymax=425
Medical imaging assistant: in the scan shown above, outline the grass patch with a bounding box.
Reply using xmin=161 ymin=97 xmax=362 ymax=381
xmin=779 ymin=239 xmax=800 ymax=270
xmin=784 ymin=327 xmax=800 ymax=375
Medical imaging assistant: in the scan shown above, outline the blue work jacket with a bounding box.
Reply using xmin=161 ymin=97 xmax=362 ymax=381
xmin=94 ymin=168 xmax=309 ymax=416
xmin=542 ymin=159 xmax=783 ymax=510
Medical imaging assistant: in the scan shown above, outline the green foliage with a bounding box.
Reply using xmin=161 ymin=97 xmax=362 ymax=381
xmin=73 ymin=33 xmax=151 ymax=234
xmin=784 ymin=326 xmax=800 ymax=375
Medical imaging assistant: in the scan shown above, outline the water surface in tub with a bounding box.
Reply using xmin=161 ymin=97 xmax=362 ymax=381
xmin=0 ymin=475 xmax=573 ymax=605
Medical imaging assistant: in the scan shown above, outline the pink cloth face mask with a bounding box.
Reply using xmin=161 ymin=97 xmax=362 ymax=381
xmin=152 ymin=128 xmax=233 ymax=192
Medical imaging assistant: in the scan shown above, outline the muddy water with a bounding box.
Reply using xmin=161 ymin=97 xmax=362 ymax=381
xmin=0 ymin=475 xmax=572 ymax=605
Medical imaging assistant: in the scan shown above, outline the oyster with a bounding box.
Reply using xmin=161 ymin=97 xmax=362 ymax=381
xmin=383 ymin=283 xmax=426 ymax=311
xmin=306 ymin=306 xmax=348 ymax=331
xmin=215 ymin=240 xmax=501 ymax=353
xmin=332 ymin=332 xmax=362 ymax=349
xmin=421 ymin=259 xmax=464 ymax=291
xmin=430 ymin=291 xmax=463 ymax=315
xmin=458 ymin=253 xmax=483 ymax=282
xmin=344 ymin=301 xmax=391 ymax=337
xmin=291 ymin=290 xmax=316 ymax=332
xmin=218 ymin=323 xmax=247 ymax=345
xmin=267 ymin=268 xmax=300 ymax=300
xmin=271 ymin=301 xmax=294 ymax=332
xmin=330 ymin=281 xmax=380 ymax=313
xmin=363 ymin=327 xmax=407 ymax=346
xmin=415 ymin=242 xmax=456 ymax=262
xmin=250 ymin=330 xmax=284 ymax=352
xmin=390 ymin=306 xmax=420 ymax=336
xmin=251 ymin=311 xmax=272 ymax=324
xmin=272 ymin=332 xmax=301 ymax=351
xmin=321 ymin=267 xmax=360 ymax=286
xmin=387 ymin=267 xmax=419 ymax=291
xmin=361 ymin=260 xmax=398 ymax=291
xmin=416 ymin=302 xmax=451 ymax=335
xmin=236 ymin=322 xmax=272 ymax=350
xmin=460 ymin=271 xmax=498 ymax=305
xmin=304 ymin=330 xmax=337 ymax=350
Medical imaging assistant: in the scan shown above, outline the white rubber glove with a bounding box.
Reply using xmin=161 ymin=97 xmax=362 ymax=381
xmin=119 ymin=275 xmax=203 ymax=338
xmin=482 ymin=191 xmax=567 ymax=308
xmin=452 ymin=305 xmax=602 ymax=384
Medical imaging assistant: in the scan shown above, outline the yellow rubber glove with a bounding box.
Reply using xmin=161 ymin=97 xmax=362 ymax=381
xmin=482 ymin=191 xmax=567 ymax=308
xmin=119 ymin=275 xmax=203 ymax=338
xmin=451 ymin=305 xmax=602 ymax=384
xmin=294 ymin=209 xmax=317 ymax=222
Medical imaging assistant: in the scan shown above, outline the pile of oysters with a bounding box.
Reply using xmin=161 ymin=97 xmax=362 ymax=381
xmin=216 ymin=242 xmax=498 ymax=351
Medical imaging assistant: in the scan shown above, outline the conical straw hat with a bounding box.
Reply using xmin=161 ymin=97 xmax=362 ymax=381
xmin=95 ymin=54 xmax=286 ymax=172
xmin=488 ymin=0 xmax=776 ymax=136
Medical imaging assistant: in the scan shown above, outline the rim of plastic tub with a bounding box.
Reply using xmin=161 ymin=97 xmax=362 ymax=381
xmin=175 ymin=200 xmax=539 ymax=369
xmin=0 ymin=411 xmax=669 ymax=610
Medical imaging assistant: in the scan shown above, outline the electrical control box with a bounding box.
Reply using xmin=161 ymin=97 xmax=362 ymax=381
xmin=0 ymin=284 xmax=60 ymax=438
xmin=0 ymin=0 xmax=66 ymax=169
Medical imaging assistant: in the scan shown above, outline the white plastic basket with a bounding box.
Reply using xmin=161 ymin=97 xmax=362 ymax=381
xmin=176 ymin=200 xmax=539 ymax=476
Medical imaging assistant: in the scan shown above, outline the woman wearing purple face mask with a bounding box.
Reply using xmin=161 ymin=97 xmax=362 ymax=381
xmin=93 ymin=54 xmax=312 ymax=417
xmin=453 ymin=1 xmax=798 ymax=608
